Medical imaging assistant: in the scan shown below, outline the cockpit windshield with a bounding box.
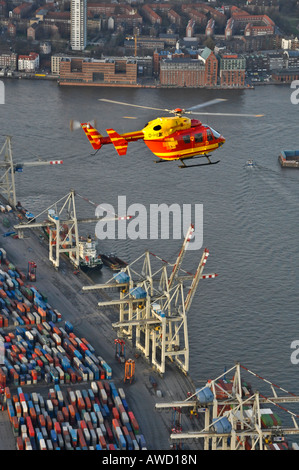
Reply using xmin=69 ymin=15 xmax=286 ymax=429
xmin=210 ymin=127 xmax=221 ymax=139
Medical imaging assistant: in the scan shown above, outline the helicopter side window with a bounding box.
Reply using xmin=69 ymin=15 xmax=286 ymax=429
xmin=206 ymin=129 xmax=213 ymax=142
xmin=153 ymin=125 xmax=162 ymax=131
xmin=183 ymin=135 xmax=191 ymax=144
xmin=195 ymin=133 xmax=203 ymax=143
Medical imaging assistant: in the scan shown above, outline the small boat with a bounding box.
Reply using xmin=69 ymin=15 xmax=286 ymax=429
xmin=246 ymin=160 xmax=254 ymax=167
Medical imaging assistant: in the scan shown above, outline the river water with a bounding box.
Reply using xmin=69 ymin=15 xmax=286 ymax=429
xmin=1 ymin=79 xmax=299 ymax=406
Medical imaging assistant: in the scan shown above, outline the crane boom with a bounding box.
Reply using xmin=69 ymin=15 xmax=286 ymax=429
xmin=168 ymin=224 xmax=194 ymax=288
xmin=184 ymin=248 xmax=209 ymax=314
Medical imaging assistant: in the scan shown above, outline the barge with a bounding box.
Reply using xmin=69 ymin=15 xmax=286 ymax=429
xmin=278 ymin=150 xmax=299 ymax=168
xmin=100 ymin=254 xmax=128 ymax=271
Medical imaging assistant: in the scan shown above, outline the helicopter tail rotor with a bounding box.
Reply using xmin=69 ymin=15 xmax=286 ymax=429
xmin=70 ymin=119 xmax=97 ymax=131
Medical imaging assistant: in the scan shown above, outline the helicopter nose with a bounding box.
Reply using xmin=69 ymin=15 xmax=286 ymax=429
xmin=219 ymin=135 xmax=225 ymax=146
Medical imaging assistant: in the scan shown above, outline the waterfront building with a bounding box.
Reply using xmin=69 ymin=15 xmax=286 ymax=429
xmin=59 ymin=57 xmax=137 ymax=86
xmin=18 ymin=52 xmax=40 ymax=72
xmin=70 ymin=0 xmax=87 ymax=51
xmin=219 ymin=54 xmax=246 ymax=87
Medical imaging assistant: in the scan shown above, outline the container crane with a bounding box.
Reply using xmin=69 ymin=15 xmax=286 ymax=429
xmin=82 ymin=224 xmax=218 ymax=375
xmin=14 ymin=190 xmax=132 ymax=270
xmin=0 ymin=136 xmax=63 ymax=208
xmin=156 ymin=363 xmax=299 ymax=450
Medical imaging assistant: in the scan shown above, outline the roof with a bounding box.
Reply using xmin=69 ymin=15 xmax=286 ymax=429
xmin=200 ymin=47 xmax=212 ymax=60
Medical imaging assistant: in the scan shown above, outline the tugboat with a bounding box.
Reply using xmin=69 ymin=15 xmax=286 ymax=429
xmin=79 ymin=235 xmax=103 ymax=271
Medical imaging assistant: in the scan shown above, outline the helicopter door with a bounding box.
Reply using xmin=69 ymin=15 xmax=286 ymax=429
xmin=194 ymin=132 xmax=204 ymax=148
xmin=205 ymin=129 xmax=213 ymax=145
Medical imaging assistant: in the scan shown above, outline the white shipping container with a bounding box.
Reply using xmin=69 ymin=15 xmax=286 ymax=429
xmin=91 ymin=381 xmax=98 ymax=394
xmin=100 ymin=388 xmax=107 ymax=404
xmin=96 ymin=410 xmax=104 ymax=425
xmin=31 ymin=393 xmax=39 ymax=404
xmin=39 ymin=438 xmax=47 ymax=450
xmin=114 ymin=396 xmax=122 ymax=409
xmin=121 ymin=411 xmax=129 ymax=424
xmin=57 ymin=345 xmax=65 ymax=355
xmin=53 ymin=333 xmax=61 ymax=346
xmin=21 ymin=401 xmax=28 ymax=415
xmin=69 ymin=390 xmax=76 ymax=404
xmin=46 ymin=399 xmax=53 ymax=414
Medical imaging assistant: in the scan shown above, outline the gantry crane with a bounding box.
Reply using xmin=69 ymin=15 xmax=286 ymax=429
xmin=14 ymin=190 xmax=131 ymax=269
xmin=0 ymin=136 xmax=63 ymax=208
xmin=155 ymin=363 xmax=299 ymax=450
xmin=82 ymin=225 xmax=218 ymax=375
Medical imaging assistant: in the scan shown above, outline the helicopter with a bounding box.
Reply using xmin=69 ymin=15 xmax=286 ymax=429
xmin=74 ymin=98 xmax=263 ymax=169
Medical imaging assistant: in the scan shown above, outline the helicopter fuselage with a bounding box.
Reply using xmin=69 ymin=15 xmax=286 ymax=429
xmin=142 ymin=116 xmax=225 ymax=161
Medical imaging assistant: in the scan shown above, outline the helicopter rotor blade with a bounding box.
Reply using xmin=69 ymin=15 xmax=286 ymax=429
xmin=99 ymin=98 xmax=264 ymax=118
xmin=190 ymin=112 xmax=264 ymax=117
xmin=99 ymin=99 xmax=169 ymax=113
xmin=185 ymin=98 xmax=227 ymax=113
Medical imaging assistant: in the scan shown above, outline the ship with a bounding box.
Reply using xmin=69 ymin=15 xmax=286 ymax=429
xmin=78 ymin=236 xmax=103 ymax=271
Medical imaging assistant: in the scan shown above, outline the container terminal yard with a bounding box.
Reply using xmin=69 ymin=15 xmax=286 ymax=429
xmin=0 ymin=189 xmax=205 ymax=451
xmin=1 ymin=137 xmax=299 ymax=451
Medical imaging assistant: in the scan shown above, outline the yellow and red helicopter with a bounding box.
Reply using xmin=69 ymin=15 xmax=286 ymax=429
xmin=74 ymin=98 xmax=263 ymax=169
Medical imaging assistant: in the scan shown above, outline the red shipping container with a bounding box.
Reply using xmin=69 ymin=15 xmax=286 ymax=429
xmin=104 ymin=421 xmax=113 ymax=443
xmin=54 ymin=421 xmax=61 ymax=434
xmin=17 ymin=303 xmax=25 ymax=313
xmin=57 ymin=410 xmax=64 ymax=423
xmin=77 ymin=397 xmax=85 ymax=410
xmin=84 ymin=396 xmax=91 ymax=411
xmin=46 ymin=415 xmax=52 ymax=432
xmin=16 ymin=436 xmax=24 ymax=450
xmin=45 ymin=353 xmax=53 ymax=364
xmin=62 ymin=407 xmax=69 ymax=421
xmin=26 ymin=417 xmax=35 ymax=438
xmin=80 ymin=420 xmax=87 ymax=430
xmin=38 ymin=414 xmax=46 ymax=428
xmin=99 ymin=433 xmax=107 ymax=449
xmin=29 ymin=407 xmax=37 ymax=423
xmin=0 ymin=289 xmax=7 ymax=298
xmin=112 ymin=407 xmax=119 ymax=420
xmin=77 ymin=428 xmax=87 ymax=449
xmin=128 ymin=411 xmax=139 ymax=432
xmin=16 ymin=278 xmax=24 ymax=287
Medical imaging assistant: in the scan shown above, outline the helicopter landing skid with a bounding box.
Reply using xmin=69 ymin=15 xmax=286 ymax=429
xmin=178 ymin=154 xmax=220 ymax=169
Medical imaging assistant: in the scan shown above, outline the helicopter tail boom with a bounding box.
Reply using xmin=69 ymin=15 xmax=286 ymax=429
xmin=106 ymin=128 xmax=129 ymax=156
